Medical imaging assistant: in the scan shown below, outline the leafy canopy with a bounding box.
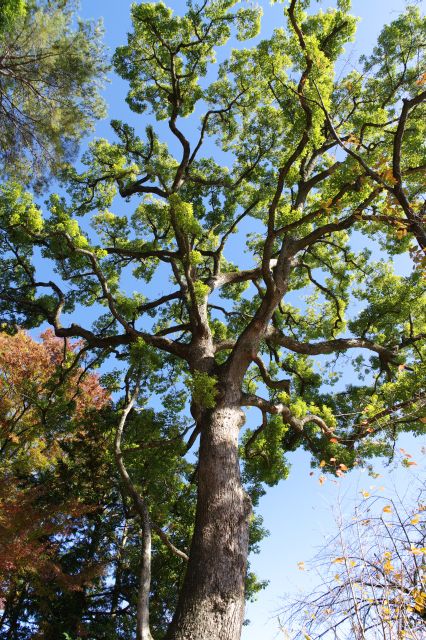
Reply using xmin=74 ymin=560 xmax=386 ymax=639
xmin=0 ymin=0 xmax=425 ymax=616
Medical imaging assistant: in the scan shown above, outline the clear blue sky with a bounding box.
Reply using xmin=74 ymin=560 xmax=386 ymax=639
xmin=72 ymin=1 xmax=424 ymax=638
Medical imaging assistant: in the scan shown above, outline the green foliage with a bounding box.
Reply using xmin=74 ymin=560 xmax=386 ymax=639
xmin=186 ymin=371 xmax=218 ymax=409
xmin=169 ymin=193 xmax=203 ymax=236
xmin=0 ymin=0 xmax=26 ymax=33
xmin=0 ymin=0 xmax=107 ymax=190
xmin=242 ymin=416 xmax=291 ymax=487
xmin=113 ymin=0 xmax=262 ymax=119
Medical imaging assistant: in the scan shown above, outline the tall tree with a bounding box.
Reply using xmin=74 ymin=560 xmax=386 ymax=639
xmin=0 ymin=1 xmax=425 ymax=639
xmin=0 ymin=0 xmax=107 ymax=190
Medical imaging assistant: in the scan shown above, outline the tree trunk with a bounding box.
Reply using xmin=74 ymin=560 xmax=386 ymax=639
xmin=166 ymin=403 xmax=251 ymax=640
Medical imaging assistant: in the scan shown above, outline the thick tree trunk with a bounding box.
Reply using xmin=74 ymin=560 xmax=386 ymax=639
xmin=166 ymin=403 xmax=251 ymax=640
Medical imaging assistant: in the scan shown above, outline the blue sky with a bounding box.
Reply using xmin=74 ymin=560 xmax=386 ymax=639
xmin=70 ymin=1 xmax=425 ymax=637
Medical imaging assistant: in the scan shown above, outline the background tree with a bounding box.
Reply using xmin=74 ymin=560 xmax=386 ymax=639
xmin=0 ymin=1 xmax=425 ymax=639
xmin=280 ymin=479 xmax=426 ymax=640
xmin=0 ymin=0 xmax=107 ymax=190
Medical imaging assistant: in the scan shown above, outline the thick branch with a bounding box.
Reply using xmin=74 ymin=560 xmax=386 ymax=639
xmin=252 ymin=356 xmax=290 ymax=392
xmin=266 ymin=327 xmax=398 ymax=363
xmin=241 ymin=393 xmax=334 ymax=437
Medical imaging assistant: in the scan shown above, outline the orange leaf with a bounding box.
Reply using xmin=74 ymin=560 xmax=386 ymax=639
xmin=383 ymin=505 xmax=392 ymax=513
xmin=330 ymin=437 xmax=338 ymax=443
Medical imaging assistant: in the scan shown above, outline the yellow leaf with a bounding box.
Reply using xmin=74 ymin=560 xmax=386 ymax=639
xmin=383 ymin=505 xmax=392 ymax=513
xmin=383 ymin=560 xmax=394 ymax=574
xmin=410 ymin=546 xmax=426 ymax=555
xmin=297 ymin=561 xmax=305 ymax=571
xmin=8 ymin=433 xmax=20 ymax=444
xmin=361 ymin=490 xmax=370 ymax=498
xmin=411 ymin=515 xmax=420 ymax=525
xmin=319 ymin=460 xmax=326 ymax=468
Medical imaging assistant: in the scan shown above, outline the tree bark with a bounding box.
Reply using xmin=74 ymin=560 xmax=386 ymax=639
xmin=166 ymin=403 xmax=251 ymax=640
